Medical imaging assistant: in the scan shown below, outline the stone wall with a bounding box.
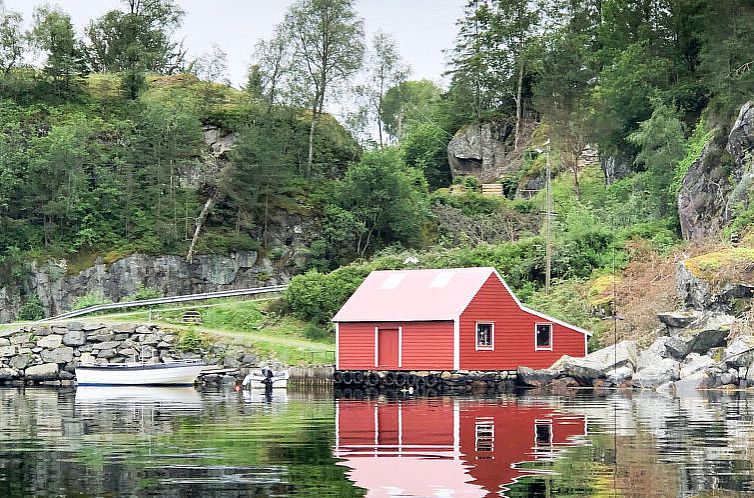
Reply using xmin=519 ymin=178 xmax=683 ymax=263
xmin=0 ymin=322 xmax=271 ymax=386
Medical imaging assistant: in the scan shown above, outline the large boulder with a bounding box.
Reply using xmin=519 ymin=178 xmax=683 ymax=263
xmin=637 ymin=336 xmax=671 ymax=370
xmin=41 ymin=347 xmax=74 ymax=364
xmin=680 ymin=353 xmax=716 ymax=378
xmin=517 ymin=366 xmax=559 ymax=388
xmin=558 ymin=357 xmax=603 ymax=386
xmin=677 ymin=256 xmax=754 ymax=311
xmin=583 ymin=341 xmax=638 ymax=371
xmin=664 ymin=312 xmax=734 ymax=359
xmin=699 ymin=366 xmax=739 ymax=388
xmin=633 ymin=358 xmax=680 ymax=389
xmin=723 ymin=335 xmax=754 ymax=368
xmin=62 ymin=330 xmax=86 ymax=347
xmin=657 ymin=310 xmax=702 ymax=330
xmin=25 ymin=363 xmax=59 ymax=381
xmin=0 ymin=367 xmax=18 ymax=380
xmin=37 ymin=334 xmax=62 ymax=349
xmin=447 ymin=121 xmax=513 ymax=182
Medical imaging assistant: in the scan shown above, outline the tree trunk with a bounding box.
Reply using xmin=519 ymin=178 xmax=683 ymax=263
xmin=186 ymin=193 xmax=216 ymax=264
xmin=307 ymin=110 xmax=317 ymax=177
xmin=514 ymin=60 xmax=524 ymax=150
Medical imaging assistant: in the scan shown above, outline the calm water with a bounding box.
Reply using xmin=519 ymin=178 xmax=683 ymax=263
xmin=1 ymin=387 xmax=754 ymax=497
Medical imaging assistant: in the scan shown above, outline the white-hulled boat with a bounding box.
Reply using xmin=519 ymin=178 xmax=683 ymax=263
xmin=75 ymin=359 xmax=206 ymax=386
xmin=75 ymin=386 xmax=202 ymax=406
xmin=242 ymin=367 xmax=289 ymax=389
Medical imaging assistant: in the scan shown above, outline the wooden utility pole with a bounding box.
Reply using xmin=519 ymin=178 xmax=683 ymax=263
xmin=545 ymin=140 xmax=552 ymax=294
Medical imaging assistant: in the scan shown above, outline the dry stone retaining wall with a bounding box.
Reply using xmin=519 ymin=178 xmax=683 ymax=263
xmin=0 ymin=322 xmax=269 ymax=386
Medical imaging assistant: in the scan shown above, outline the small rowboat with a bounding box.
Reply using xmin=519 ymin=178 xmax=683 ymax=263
xmin=75 ymin=359 xmax=207 ymax=386
xmin=242 ymin=368 xmax=289 ymax=389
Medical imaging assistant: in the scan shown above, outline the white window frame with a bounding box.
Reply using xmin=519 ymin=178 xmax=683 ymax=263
xmin=534 ymin=322 xmax=553 ymax=351
xmin=534 ymin=419 xmax=553 ymax=447
xmin=475 ymin=321 xmax=494 ymax=351
xmin=475 ymin=418 xmax=495 ymax=453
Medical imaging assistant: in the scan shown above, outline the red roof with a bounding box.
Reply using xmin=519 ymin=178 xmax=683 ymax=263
xmin=332 ymin=267 xmax=590 ymax=335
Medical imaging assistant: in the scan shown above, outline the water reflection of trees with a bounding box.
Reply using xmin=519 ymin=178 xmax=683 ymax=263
xmin=0 ymin=387 xmax=362 ymax=498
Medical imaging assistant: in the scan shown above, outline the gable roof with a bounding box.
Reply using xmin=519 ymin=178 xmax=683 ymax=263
xmin=332 ymin=266 xmax=591 ymax=336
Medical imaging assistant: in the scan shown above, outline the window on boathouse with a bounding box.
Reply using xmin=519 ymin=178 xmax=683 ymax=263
xmin=476 ymin=322 xmax=494 ymax=350
xmin=535 ymin=323 xmax=552 ymax=350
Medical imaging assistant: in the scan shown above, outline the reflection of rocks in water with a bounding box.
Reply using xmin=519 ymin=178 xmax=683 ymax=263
xmin=552 ymin=391 xmax=754 ymax=496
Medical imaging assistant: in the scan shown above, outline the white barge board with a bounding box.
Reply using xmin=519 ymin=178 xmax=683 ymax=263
xmin=75 ymin=361 xmax=206 ymax=386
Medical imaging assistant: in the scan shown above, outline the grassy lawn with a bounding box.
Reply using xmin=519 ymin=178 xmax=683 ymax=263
xmin=92 ymin=299 xmax=335 ymax=366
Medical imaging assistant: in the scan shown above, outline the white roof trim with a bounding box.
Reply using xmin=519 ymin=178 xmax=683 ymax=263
xmin=488 ymin=268 xmax=592 ymax=337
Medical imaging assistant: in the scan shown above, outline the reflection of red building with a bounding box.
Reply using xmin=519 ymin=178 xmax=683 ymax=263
xmin=333 ymin=267 xmax=590 ymax=372
xmin=335 ymin=398 xmax=587 ymax=497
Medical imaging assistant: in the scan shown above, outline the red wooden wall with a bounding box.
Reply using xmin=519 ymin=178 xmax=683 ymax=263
xmin=338 ymin=321 xmax=454 ymax=370
xmin=459 ymin=275 xmax=586 ymax=370
xmin=337 ymin=274 xmax=587 ymax=371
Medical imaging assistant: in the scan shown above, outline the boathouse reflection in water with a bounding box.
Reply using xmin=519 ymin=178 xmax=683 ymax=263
xmin=334 ymin=398 xmax=587 ymax=497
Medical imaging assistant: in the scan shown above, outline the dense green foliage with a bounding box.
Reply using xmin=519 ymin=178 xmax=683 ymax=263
xmin=2 ymin=0 xmax=754 ymax=332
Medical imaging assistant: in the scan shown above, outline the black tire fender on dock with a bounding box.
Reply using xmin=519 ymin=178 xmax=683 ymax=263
xmin=353 ymin=371 xmax=365 ymax=385
xmin=341 ymin=371 xmax=353 ymax=384
xmin=425 ymin=374 xmax=439 ymax=387
xmin=383 ymin=371 xmax=397 ymax=386
xmin=333 ymin=371 xmax=343 ymax=383
xmin=367 ymin=372 xmax=380 ymax=386
xmin=395 ymin=372 xmax=407 ymax=387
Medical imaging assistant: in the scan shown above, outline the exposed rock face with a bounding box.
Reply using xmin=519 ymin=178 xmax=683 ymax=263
xmin=0 ymin=251 xmax=289 ymax=322
xmin=447 ymin=121 xmax=514 ymax=182
xmin=676 ymin=260 xmax=754 ymax=311
xmin=679 ymin=100 xmax=754 ymax=240
xmin=599 ymin=152 xmax=632 ymax=184
xmin=677 ymin=139 xmax=727 ymax=240
xmin=203 ymin=125 xmax=237 ymax=158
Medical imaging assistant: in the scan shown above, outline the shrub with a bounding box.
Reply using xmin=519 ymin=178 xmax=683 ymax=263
xmin=72 ymin=293 xmax=113 ymax=310
xmin=17 ymin=295 xmax=45 ymax=321
xmin=126 ymin=285 xmax=162 ymax=301
xmin=176 ymin=329 xmax=208 ymax=352
xmin=303 ymin=321 xmax=330 ymax=341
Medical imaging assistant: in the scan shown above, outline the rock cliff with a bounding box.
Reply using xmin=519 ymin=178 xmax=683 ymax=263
xmin=0 ymin=251 xmax=289 ymax=322
xmin=679 ymin=101 xmax=754 ymax=240
xmin=446 ymin=121 xmax=515 ymax=182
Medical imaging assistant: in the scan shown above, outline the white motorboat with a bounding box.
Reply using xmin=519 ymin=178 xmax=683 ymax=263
xmin=242 ymin=367 xmax=289 ymax=389
xmin=75 ymin=359 xmax=206 ymax=386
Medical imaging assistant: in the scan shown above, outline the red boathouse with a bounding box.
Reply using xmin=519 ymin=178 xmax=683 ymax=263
xmin=332 ymin=267 xmax=590 ymax=371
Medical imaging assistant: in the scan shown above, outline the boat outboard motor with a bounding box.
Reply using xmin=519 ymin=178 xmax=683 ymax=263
xmin=261 ymin=367 xmax=274 ymax=385
xmin=262 ymin=367 xmax=274 ymax=395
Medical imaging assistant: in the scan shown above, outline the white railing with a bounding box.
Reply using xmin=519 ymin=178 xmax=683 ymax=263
xmin=39 ymin=284 xmax=288 ymax=322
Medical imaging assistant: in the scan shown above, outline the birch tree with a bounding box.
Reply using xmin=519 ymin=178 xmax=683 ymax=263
xmin=282 ymin=0 xmax=364 ymax=176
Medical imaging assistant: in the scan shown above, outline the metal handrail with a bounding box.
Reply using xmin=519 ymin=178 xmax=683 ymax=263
xmin=39 ymin=284 xmax=288 ymax=322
